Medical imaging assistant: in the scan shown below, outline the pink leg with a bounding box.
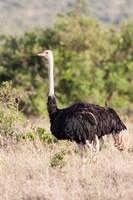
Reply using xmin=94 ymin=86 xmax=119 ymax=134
xmin=76 ymin=142 xmax=85 ymax=153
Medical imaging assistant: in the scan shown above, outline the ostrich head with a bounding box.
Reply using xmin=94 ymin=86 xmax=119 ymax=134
xmin=37 ymin=50 xmax=53 ymax=61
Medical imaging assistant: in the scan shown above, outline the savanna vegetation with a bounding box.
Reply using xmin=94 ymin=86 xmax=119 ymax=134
xmin=1 ymin=0 xmax=133 ymax=35
xmin=0 ymin=4 xmax=133 ymax=200
xmin=1 ymin=8 xmax=133 ymax=114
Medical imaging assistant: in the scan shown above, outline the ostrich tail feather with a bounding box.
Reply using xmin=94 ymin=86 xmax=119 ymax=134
xmin=112 ymin=129 xmax=129 ymax=151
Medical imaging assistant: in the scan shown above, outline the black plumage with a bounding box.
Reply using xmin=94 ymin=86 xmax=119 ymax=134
xmin=37 ymin=50 xmax=128 ymax=154
xmin=47 ymin=96 xmax=127 ymax=148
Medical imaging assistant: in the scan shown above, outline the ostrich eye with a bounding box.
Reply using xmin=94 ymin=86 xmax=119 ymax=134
xmin=45 ymin=51 xmax=48 ymax=54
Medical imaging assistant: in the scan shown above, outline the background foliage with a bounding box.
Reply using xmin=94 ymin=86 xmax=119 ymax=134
xmin=1 ymin=0 xmax=133 ymax=35
xmin=0 ymin=8 xmax=133 ymax=115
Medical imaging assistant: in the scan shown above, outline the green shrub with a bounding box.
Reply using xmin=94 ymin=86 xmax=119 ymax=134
xmin=50 ymin=149 xmax=67 ymax=168
xmin=128 ymin=148 xmax=133 ymax=153
xmin=103 ymin=143 xmax=110 ymax=149
xmin=0 ymin=81 xmax=28 ymax=144
xmin=1 ymin=13 xmax=133 ymax=113
xmin=26 ymin=129 xmax=36 ymax=140
xmin=37 ymin=127 xmax=57 ymax=143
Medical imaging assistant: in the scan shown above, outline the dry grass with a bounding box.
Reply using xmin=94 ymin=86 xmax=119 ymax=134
xmin=0 ymin=120 xmax=133 ymax=200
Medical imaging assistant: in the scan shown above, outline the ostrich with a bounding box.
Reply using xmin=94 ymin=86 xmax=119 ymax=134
xmin=37 ymin=50 xmax=128 ymax=157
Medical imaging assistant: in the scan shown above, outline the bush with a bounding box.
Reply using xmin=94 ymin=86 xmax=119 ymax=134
xmin=50 ymin=149 xmax=67 ymax=168
xmin=0 ymin=9 xmax=133 ymax=113
xmin=37 ymin=127 xmax=58 ymax=143
xmin=0 ymin=81 xmax=28 ymax=145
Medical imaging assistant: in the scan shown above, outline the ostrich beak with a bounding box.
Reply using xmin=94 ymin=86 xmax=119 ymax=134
xmin=37 ymin=52 xmax=43 ymax=56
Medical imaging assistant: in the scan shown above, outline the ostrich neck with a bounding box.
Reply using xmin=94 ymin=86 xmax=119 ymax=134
xmin=48 ymin=57 xmax=54 ymax=96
